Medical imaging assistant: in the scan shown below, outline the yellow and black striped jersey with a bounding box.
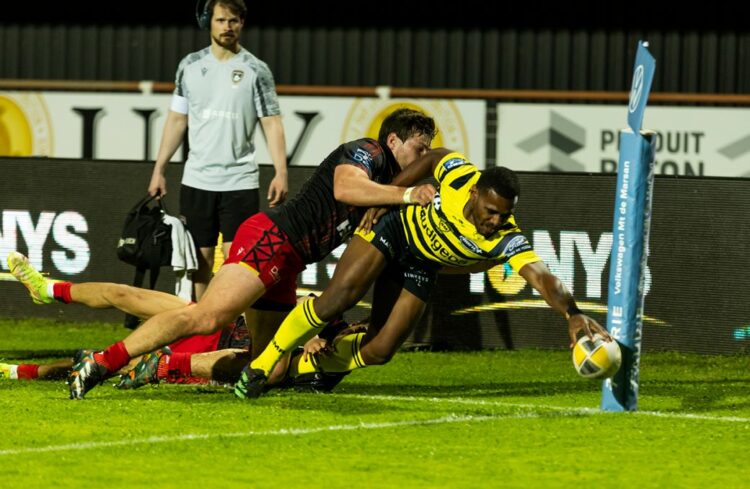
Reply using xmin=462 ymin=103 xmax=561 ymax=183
xmin=399 ymin=152 xmax=541 ymax=271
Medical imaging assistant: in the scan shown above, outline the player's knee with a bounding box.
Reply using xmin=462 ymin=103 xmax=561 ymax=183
xmin=317 ymin=285 xmax=363 ymax=320
xmin=360 ymin=345 xmax=396 ymax=366
xmin=183 ymin=307 xmax=225 ymax=335
xmin=105 ymin=284 xmax=134 ymax=304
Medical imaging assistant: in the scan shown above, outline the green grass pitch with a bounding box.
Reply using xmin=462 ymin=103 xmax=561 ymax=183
xmin=1 ymin=318 xmax=748 ymax=488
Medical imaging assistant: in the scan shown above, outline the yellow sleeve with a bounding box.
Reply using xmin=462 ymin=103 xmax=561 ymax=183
xmin=434 ymin=152 xmax=474 ymax=182
xmin=507 ymin=250 xmax=542 ymax=272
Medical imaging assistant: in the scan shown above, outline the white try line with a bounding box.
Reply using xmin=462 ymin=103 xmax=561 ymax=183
xmin=0 ymin=412 xmax=538 ymax=456
xmin=339 ymin=394 xmax=750 ymax=424
xmin=2 ymin=394 xmax=745 ymax=456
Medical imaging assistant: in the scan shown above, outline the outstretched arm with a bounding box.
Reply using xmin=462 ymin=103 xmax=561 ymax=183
xmin=518 ymin=261 xmax=612 ymax=348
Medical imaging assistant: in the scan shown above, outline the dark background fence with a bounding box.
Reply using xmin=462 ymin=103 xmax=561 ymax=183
xmin=1 ymin=26 xmax=748 ymax=94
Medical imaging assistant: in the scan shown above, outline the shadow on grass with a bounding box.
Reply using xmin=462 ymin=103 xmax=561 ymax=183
xmin=7 ymin=376 xmax=750 ymax=417
xmin=639 ymin=378 xmax=750 ymax=413
xmin=0 ymin=349 xmax=76 ymax=360
xmin=3 ymin=348 xmax=748 ymax=415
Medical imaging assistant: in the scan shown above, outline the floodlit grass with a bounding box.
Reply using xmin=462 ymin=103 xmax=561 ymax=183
xmin=1 ymin=319 xmax=748 ymax=488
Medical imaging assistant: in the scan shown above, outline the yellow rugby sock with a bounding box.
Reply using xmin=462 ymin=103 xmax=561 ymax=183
xmin=251 ymin=298 xmax=325 ymax=375
xmin=307 ymin=333 xmax=366 ymax=373
xmin=294 ymin=352 xmax=316 ymax=375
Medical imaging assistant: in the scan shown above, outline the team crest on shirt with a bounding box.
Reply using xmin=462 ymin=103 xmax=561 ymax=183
xmin=437 ymin=218 xmax=452 ymax=234
xmin=231 ymin=70 xmax=244 ymax=84
xmin=433 ymin=193 xmax=442 ymax=210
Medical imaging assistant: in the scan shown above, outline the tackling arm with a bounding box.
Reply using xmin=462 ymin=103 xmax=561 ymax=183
xmin=390 ymin=148 xmax=452 ymax=187
xmin=333 ymin=165 xmax=435 ymax=207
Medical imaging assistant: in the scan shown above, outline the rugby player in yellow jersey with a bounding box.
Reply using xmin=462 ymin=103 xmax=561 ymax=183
xmin=235 ymin=148 xmax=612 ymax=398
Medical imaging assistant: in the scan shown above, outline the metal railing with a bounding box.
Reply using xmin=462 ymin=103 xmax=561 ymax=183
xmin=2 ymin=79 xmax=750 ymax=105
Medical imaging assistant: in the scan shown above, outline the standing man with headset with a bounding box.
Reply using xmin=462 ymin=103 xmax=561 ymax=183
xmin=149 ymin=0 xmax=288 ymax=300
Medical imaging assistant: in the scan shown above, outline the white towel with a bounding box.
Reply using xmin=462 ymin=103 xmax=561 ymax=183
xmin=162 ymin=214 xmax=198 ymax=301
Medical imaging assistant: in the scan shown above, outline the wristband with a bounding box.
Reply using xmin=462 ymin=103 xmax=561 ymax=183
xmin=403 ymin=186 xmax=415 ymax=204
xmin=565 ymin=304 xmax=583 ymax=320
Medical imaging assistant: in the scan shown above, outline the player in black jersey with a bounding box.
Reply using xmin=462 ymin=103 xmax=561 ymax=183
xmin=68 ymin=108 xmax=439 ymax=399
xmin=242 ymin=149 xmax=613 ymax=397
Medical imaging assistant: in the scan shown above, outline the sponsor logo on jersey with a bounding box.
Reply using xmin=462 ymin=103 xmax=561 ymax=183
xmin=404 ymin=270 xmax=430 ymax=286
xmin=504 ymin=235 xmax=531 ymax=256
xmin=459 ymin=236 xmax=482 ymax=255
xmin=269 ymin=265 xmax=281 ymax=283
xmin=442 ymin=157 xmax=465 ymax=172
xmin=377 ymin=235 xmax=394 ymax=257
xmin=201 ymin=109 xmax=240 ymax=120
xmin=417 ymin=209 xmax=469 ymax=265
xmin=352 ymin=147 xmax=373 ymax=171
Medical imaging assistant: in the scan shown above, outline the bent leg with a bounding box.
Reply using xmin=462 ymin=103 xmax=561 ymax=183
xmin=302 ymin=287 xmax=427 ymax=373
xmin=251 ymin=237 xmax=386 ymax=376
xmin=312 ymin=237 xmax=388 ymax=321
xmin=121 ymin=264 xmax=266 ymax=361
xmin=37 ymin=360 xmax=74 ymax=379
xmin=359 ymin=288 xmax=426 ymax=365
xmin=245 ymin=308 xmax=288 ymax=359
xmin=3 ymin=360 xmax=73 ymax=380
xmin=190 ymin=348 xmax=250 ymax=383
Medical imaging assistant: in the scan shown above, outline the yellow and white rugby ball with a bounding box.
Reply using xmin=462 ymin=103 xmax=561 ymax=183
xmin=572 ymin=334 xmax=622 ymax=379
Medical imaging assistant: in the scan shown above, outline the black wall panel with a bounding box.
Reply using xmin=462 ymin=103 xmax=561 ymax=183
xmin=1 ymin=25 xmax=748 ymax=94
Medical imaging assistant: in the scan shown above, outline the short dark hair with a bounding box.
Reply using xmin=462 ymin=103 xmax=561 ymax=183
xmin=209 ymin=0 xmax=247 ymax=21
xmin=377 ymin=108 xmax=437 ymax=147
xmin=476 ymin=167 xmax=520 ymax=201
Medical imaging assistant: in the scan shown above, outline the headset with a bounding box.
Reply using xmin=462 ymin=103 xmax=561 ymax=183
xmin=195 ymin=0 xmax=212 ymax=30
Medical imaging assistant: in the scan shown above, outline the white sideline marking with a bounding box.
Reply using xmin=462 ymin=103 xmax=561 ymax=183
xmin=341 ymin=394 xmax=750 ymax=424
xmin=2 ymin=395 xmax=746 ymax=456
xmin=0 ymin=413 xmax=537 ymax=456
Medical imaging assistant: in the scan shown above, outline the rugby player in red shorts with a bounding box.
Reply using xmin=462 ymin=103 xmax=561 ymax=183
xmin=5 ymin=253 xmax=245 ymax=383
xmin=61 ymin=108 xmax=440 ymax=399
xmin=5 ymin=252 xmax=349 ymax=391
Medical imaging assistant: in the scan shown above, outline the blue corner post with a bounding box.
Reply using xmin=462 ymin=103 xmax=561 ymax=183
xmin=601 ymin=41 xmax=657 ymax=412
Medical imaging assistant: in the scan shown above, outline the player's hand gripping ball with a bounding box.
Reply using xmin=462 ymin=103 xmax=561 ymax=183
xmin=572 ymin=334 xmax=622 ymax=379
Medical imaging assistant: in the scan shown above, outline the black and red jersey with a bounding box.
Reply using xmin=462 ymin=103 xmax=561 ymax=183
xmin=265 ymin=138 xmax=400 ymax=263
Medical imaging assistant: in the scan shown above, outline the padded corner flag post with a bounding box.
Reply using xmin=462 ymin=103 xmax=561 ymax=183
xmin=601 ymin=41 xmax=657 ymax=412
